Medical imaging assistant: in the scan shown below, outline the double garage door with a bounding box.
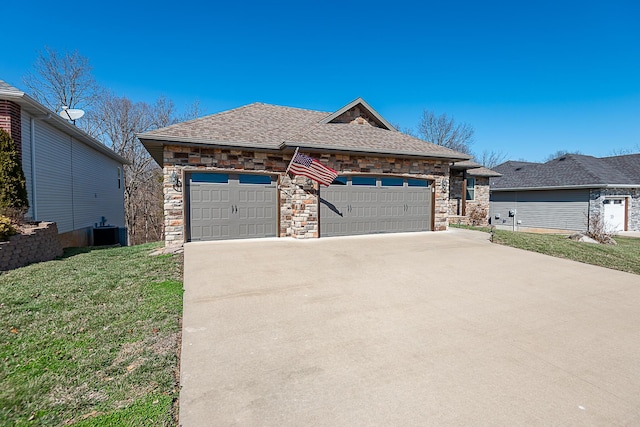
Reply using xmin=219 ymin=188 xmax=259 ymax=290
xmin=320 ymin=176 xmax=433 ymax=237
xmin=187 ymin=173 xmax=433 ymax=241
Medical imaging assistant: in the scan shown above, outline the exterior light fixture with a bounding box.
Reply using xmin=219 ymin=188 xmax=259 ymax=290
xmin=170 ymin=170 xmax=182 ymax=189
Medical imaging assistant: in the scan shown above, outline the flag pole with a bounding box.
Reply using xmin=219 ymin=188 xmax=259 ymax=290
xmin=284 ymin=146 xmax=299 ymax=175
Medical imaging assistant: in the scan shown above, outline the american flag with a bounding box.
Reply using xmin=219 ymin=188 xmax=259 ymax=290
xmin=288 ymin=152 xmax=338 ymax=186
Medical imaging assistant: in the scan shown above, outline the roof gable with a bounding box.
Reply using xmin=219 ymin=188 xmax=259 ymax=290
xmin=320 ymin=98 xmax=396 ymax=130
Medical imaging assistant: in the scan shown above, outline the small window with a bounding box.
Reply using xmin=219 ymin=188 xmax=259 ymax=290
xmin=408 ymin=179 xmax=428 ymax=187
xmin=117 ymin=167 xmax=121 ymax=189
xmin=603 ymin=199 xmax=611 ymax=204
xmin=613 ymin=200 xmax=623 ymax=205
xmin=331 ymin=176 xmax=348 ymax=185
xmin=239 ymin=174 xmax=272 ymax=184
xmin=351 ymin=176 xmax=377 ymax=186
xmin=381 ymin=177 xmax=403 ymax=187
xmin=191 ymin=173 xmax=229 ymax=183
xmin=466 ymin=177 xmax=476 ymax=200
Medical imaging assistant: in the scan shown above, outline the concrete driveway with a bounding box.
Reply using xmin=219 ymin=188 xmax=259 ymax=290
xmin=181 ymin=228 xmax=640 ymax=426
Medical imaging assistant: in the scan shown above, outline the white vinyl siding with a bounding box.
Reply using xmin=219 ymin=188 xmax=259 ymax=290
xmin=490 ymin=189 xmax=589 ymax=231
xmin=29 ymin=118 xmax=125 ymax=234
xmin=21 ymin=111 xmax=33 ymax=219
xmin=33 ymin=120 xmax=74 ymax=232
xmin=72 ymin=138 xmax=125 ymax=229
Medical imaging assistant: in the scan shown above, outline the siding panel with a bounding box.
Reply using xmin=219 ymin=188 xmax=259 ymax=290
xmin=490 ymin=189 xmax=589 ymax=231
xmin=72 ymin=138 xmax=125 ymax=229
xmin=33 ymin=120 xmax=74 ymax=232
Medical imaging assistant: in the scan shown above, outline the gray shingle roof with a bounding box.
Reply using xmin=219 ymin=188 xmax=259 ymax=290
xmin=491 ymin=154 xmax=640 ymax=190
xmin=139 ymin=101 xmax=471 ymax=164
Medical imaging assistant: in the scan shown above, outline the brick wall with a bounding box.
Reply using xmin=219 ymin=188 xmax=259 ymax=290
xmin=163 ymin=146 xmax=451 ymax=245
xmin=0 ymin=100 xmax=22 ymax=157
xmin=0 ymin=222 xmax=63 ymax=271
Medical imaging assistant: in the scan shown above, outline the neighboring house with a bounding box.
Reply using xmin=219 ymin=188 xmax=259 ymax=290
xmin=0 ymin=80 xmax=127 ymax=247
xmin=448 ymin=160 xmax=501 ymax=225
xmin=138 ymin=98 xmax=471 ymax=245
xmin=490 ymin=154 xmax=640 ymax=233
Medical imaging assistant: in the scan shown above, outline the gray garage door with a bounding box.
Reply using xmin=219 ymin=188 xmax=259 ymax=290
xmin=490 ymin=189 xmax=589 ymax=231
xmin=187 ymin=173 xmax=277 ymax=241
xmin=320 ymin=176 xmax=432 ymax=237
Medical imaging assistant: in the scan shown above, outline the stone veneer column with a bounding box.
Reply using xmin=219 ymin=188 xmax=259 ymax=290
xmin=279 ymin=175 xmax=318 ymax=238
xmin=0 ymin=100 xmax=22 ymax=157
xmin=163 ymin=166 xmax=184 ymax=246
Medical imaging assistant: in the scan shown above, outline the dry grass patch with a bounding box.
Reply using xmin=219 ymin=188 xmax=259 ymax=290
xmin=0 ymin=243 xmax=182 ymax=426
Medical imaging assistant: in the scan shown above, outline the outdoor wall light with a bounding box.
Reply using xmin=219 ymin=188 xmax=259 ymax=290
xmin=170 ymin=171 xmax=182 ymax=189
xmin=441 ymin=179 xmax=448 ymax=193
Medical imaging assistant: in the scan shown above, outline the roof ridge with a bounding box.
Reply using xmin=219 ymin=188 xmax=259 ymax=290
xmin=568 ymin=154 xmax=616 ymax=184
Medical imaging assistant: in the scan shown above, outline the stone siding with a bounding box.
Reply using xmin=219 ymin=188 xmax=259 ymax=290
xmin=163 ymin=146 xmax=451 ymax=245
xmin=0 ymin=100 xmax=22 ymax=156
xmin=0 ymin=222 xmax=63 ymax=271
xmin=589 ymin=188 xmax=640 ymax=232
xmin=448 ymin=174 xmax=490 ymax=225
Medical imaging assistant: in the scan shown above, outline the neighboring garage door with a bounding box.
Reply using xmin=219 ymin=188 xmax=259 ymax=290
xmin=187 ymin=172 xmax=277 ymax=241
xmin=490 ymin=189 xmax=589 ymax=231
xmin=320 ymin=176 xmax=432 ymax=237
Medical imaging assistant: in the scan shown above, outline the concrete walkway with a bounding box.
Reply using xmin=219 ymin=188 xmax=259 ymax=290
xmin=181 ymin=228 xmax=640 ymax=426
xmin=618 ymin=231 xmax=640 ymax=238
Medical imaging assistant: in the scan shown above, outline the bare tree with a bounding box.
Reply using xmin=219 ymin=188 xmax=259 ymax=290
xmin=417 ymin=110 xmax=474 ymax=154
xmin=609 ymin=143 xmax=640 ymax=156
xmin=181 ymin=98 xmax=204 ymax=121
xmin=24 ymin=48 xmax=196 ymax=245
xmin=23 ymin=47 xmax=102 ymax=137
xmin=475 ymin=149 xmax=508 ymax=169
xmin=95 ymin=93 xmax=177 ymax=245
xmin=544 ymin=149 xmax=581 ymax=162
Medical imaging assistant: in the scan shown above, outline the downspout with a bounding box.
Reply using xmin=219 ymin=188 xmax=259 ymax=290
xmin=70 ymin=137 xmax=75 ymax=230
xmin=30 ymin=117 xmax=37 ymax=220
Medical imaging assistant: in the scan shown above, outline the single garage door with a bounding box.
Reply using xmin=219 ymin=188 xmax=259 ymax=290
xmin=187 ymin=172 xmax=278 ymax=241
xmin=320 ymin=176 xmax=432 ymax=237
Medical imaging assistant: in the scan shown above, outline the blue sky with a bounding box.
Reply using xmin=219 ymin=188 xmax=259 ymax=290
xmin=2 ymin=0 xmax=639 ymax=162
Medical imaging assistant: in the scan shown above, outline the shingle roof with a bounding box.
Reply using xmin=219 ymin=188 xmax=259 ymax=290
xmin=139 ymin=100 xmax=471 ymax=164
xmin=450 ymin=160 xmax=501 ymax=177
xmin=491 ymin=154 xmax=640 ymax=190
xmin=467 ymin=166 xmax=502 ymax=177
xmin=0 ymin=80 xmax=24 ymax=96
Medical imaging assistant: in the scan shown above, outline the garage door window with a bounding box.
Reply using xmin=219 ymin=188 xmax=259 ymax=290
xmin=352 ymin=176 xmax=376 ymax=186
xmin=381 ymin=177 xmax=404 ymax=187
xmin=192 ymin=173 xmax=229 ymax=183
xmin=332 ymin=176 xmax=348 ymax=185
xmin=239 ymin=174 xmax=272 ymax=184
xmin=408 ymin=179 xmax=428 ymax=187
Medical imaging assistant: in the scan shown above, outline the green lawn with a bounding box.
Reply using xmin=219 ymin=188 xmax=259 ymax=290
xmin=0 ymin=243 xmax=183 ymax=426
xmin=452 ymin=224 xmax=640 ymax=275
